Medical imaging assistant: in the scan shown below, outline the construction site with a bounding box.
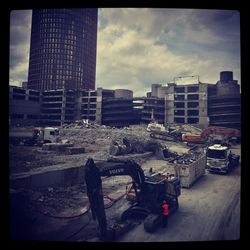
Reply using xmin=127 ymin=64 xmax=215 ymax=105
xmin=9 ymin=121 xmax=241 ymax=242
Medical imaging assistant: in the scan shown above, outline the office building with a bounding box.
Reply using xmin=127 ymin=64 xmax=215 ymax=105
xmin=208 ymin=71 xmax=241 ymax=129
xmin=27 ymin=8 xmax=98 ymax=91
xmin=9 ymin=86 xmax=41 ymax=126
xmin=147 ymin=82 xmax=209 ymax=128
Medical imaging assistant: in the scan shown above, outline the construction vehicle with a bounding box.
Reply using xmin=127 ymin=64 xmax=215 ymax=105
xmin=206 ymin=144 xmax=240 ymax=174
xmin=9 ymin=127 xmax=59 ymax=146
xmin=147 ymin=122 xmax=182 ymax=141
xmin=84 ymin=158 xmax=181 ymax=241
xmin=181 ymin=126 xmax=241 ymax=145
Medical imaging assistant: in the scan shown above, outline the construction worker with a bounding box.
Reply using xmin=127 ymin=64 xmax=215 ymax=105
xmin=161 ymin=200 xmax=169 ymax=228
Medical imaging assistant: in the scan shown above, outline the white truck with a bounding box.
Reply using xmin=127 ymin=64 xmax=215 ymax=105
xmin=206 ymin=144 xmax=240 ymax=174
xmin=9 ymin=127 xmax=59 ymax=146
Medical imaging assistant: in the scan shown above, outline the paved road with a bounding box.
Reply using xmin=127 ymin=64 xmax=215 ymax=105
xmin=118 ymin=152 xmax=241 ymax=242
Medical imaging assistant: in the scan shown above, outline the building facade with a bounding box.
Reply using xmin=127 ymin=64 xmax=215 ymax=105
xmin=166 ymin=83 xmax=209 ymax=127
xmin=147 ymin=82 xmax=209 ymax=128
xmin=141 ymin=84 xmax=166 ymax=124
xmin=208 ymin=71 xmax=241 ymax=129
xmin=9 ymin=86 xmax=41 ymax=126
xmin=28 ymin=8 xmax=98 ymax=91
xmin=41 ymin=89 xmax=76 ymax=126
xmin=10 ymin=71 xmax=240 ymax=129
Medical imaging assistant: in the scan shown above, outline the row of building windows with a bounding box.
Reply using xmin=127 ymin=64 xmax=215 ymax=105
xmin=174 ymin=94 xmax=199 ymax=101
xmin=81 ymin=110 xmax=96 ymax=114
xmin=174 ymin=117 xmax=199 ymax=124
xmin=175 ymin=86 xmax=199 ymax=93
xmin=81 ymin=97 xmax=97 ymax=102
xmin=33 ymin=65 xmax=89 ymax=74
xmin=81 ymin=91 xmax=97 ymax=97
xmin=11 ymin=114 xmax=39 ymax=119
xmin=40 ymin=43 xmax=76 ymax=51
xmin=175 ymin=102 xmax=199 ymax=108
xmin=174 ymin=110 xmax=199 ymax=116
xmin=30 ymin=60 xmax=90 ymax=70
xmin=11 ymin=95 xmax=39 ymax=102
xmin=41 ymin=38 xmax=77 ymax=46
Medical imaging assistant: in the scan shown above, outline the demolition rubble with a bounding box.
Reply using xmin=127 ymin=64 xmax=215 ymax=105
xmin=9 ymin=122 xmax=241 ymax=242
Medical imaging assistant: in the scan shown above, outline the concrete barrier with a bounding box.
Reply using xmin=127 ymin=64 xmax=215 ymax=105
xmin=10 ymin=161 xmax=86 ymax=189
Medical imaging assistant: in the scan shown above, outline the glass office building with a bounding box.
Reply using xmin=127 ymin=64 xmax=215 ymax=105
xmin=28 ymin=8 xmax=98 ymax=91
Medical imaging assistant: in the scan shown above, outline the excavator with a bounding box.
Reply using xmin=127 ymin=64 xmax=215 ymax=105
xmin=84 ymin=158 xmax=181 ymax=241
xmin=181 ymin=126 xmax=241 ymax=144
xmin=147 ymin=122 xmax=183 ymax=141
xmin=148 ymin=122 xmax=240 ymax=145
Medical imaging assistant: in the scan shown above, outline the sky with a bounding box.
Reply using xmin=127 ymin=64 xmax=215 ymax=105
xmin=9 ymin=8 xmax=241 ymax=96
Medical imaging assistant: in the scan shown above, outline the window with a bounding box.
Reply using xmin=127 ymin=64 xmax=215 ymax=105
xmin=82 ymin=97 xmax=89 ymax=103
xmin=11 ymin=113 xmax=24 ymax=119
xmin=187 ymin=110 xmax=199 ymax=116
xmin=187 ymin=118 xmax=199 ymax=124
xmin=13 ymin=88 xmax=25 ymax=94
xmin=90 ymin=98 xmax=97 ymax=102
xmin=89 ymin=104 xmax=96 ymax=109
xmin=187 ymin=102 xmax=199 ymax=108
xmin=187 ymin=94 xmax=199 ymax=100
xmin=175 ymin=87 xmax=185 ymax=93
xmin=174 ymin=117 xmax=185 ymax=123
xmin=174 ymin=110 xmax=185 ymax=116
xmin=175 ymin=102 xmax=185 ymax=108
xmin=187 ymin=86 xmax=199 ymax=92
xmin=174 ymin=95 xmax=185 ymax=101
xmin=49 ymin=130 xmax=59 ymax=135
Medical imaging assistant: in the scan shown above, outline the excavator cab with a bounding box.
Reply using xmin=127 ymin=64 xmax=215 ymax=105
xmin=142 ymin=174 xmax=180 ymax=213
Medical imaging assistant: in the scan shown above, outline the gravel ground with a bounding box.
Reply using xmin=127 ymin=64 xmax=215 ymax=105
xmin=9 ymin=125 xmax=241 ymax=242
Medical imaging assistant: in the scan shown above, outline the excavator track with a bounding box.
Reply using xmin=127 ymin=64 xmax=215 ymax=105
xmin=150 ymin=132 xmax=176 ymax=141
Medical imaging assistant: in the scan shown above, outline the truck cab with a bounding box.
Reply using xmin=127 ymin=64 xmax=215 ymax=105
xmin=206 ymin=144 xmax=239 ymax=174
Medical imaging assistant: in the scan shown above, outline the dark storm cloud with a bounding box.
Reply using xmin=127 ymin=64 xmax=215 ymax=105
xmin=9 ymin=10 xmax=32 ymax=85
xmin=185 ymin=9 xmax=240 ymax=45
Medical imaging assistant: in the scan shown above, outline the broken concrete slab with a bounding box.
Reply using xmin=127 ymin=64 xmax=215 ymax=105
xmin=107 ymin=152 xmax=153 ymax=164
xmin=42 ymin=143 xmax=74 ymax=152
xmin=65 ymin=147 xmax=85 ymax=155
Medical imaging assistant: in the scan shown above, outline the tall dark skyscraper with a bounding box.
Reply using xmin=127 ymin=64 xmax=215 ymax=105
xmin=27 ymin=9 xmax=98 ymax=91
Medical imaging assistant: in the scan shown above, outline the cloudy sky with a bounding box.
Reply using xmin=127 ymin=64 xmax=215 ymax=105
xmin=9 ymin=8 xmax=240 ymax=96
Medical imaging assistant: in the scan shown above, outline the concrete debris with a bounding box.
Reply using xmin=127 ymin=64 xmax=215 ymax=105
xmin=107 ymin=152 xmax=153 ymax=165
xmin=65 ymin=147 xmax=85 ymax=155
xmin=109 ymin=136 xmax=162 ymax=156
xmin=9 ymin=122 xmax=241 ymax=242
xmin=42 ymin=143 xmax=74 ymax=152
